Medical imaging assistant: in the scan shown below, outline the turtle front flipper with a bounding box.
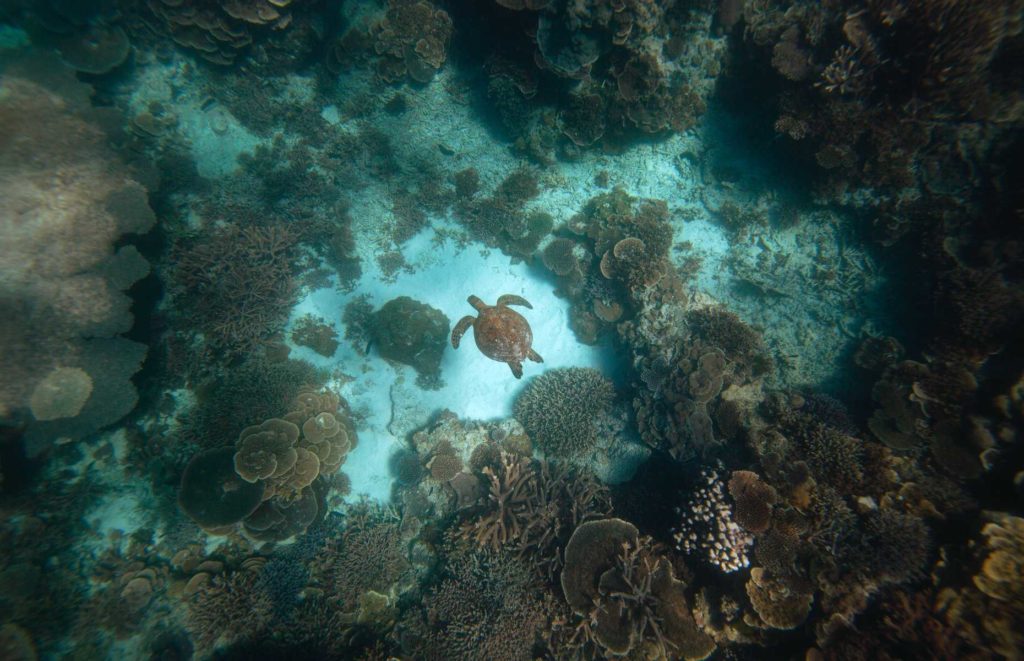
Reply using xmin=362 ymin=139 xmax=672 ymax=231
xmin=451 ymin=316 xmax=475 ymax=349
xmin=527 ymin=348 xmax=543 ymax=363
xmin=497 ymin=294 xmax=532 ymax=309
xmin=508 ymin=360 xmax=524 ymax=379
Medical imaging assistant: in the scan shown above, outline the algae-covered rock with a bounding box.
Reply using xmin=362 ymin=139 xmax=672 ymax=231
xmin=371 ymin=296 xmax=450 ymax=389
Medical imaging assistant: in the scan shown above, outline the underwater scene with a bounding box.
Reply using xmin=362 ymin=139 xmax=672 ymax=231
xmin=1 ymin=0 xmax=1023 ymax=659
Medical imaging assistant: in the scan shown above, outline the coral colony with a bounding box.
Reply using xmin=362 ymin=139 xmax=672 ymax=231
xmin=0 ymin=1 xmax=1022 ymax=660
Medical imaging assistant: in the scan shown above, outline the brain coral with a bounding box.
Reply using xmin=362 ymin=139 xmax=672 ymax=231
xmin=0 ymin=55 xmax=152 ymax=455
xmin=513 ymin=367 xmax=616 ymax=459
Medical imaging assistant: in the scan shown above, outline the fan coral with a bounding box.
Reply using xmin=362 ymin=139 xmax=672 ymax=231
xmin=513 ymin=367 xmax=616 ymax=459
xmin=0 ymin=56 xmax=153 ymax=455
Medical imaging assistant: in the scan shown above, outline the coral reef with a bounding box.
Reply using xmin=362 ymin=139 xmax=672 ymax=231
xmin=673 ymin=466 xmax=753 ymax=573
xmin=171 ymin=224 xmax=299 ymax=358
xmin=456 ymin=449 xmax=611 ymax=580
xmin=290 ymin=315 xmax=339 ymax=357
xmin=369 ymin=0 xmax=454 ymax=83
xmin=399 ymin=547 xmax=550 ymax=660
xmin=0 ymin=55 xmax=152 ymax=456
xmin=179 ymin=387 xmax=356 ymax=542
xmin=560 ymin=519 xmax=716 ymax=659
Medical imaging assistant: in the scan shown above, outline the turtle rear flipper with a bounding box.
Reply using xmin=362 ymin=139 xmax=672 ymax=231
xmin=508 ymin=360 xmax=524 ymax=378
xmin=497 ymin=294 xmax=532 ymax=309
xmin=451 ymin=316 xmax=475 ymax=349
xmin=527 ymin=348 xmax=543 ymax=363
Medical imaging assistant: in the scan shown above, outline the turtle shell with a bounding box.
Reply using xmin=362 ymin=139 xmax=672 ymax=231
xmin=473 ymin=305 xmax=533 ymax=362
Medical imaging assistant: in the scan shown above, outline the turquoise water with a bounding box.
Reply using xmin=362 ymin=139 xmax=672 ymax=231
xmin=0 ymin=1 xmax=1022 ymax=659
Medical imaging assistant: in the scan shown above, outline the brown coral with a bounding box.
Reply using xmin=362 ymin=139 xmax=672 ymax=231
xmin=542 ymin=238 xmax=579 ymax=276
xmin=234 ymin=419 xmax=300 ymax=483
xmin=745 ymin=567 xmax=813 ymax=629
xmin=0 ymin=56 xmax=152 ymax=454
xmin=371 ymin=0 xmax=453 ymax=83
xmin=728 ymin=470 xmax=778 ymax=534
xmin=27 ymin=367 xmax=93 ymax=422
xmin=427 ymin=453 xmax=463 ymax=482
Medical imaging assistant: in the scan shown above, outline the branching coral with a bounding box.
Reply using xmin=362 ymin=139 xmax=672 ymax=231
xmin=561 ymin=519 xmax=716 ymax=659
xmin=171 ymin=223 xmax=298 ymax=357
xmin=457 ymin=450 xmax=610 ymax=580
xmin=513 ymin=367 xmax=616 ymax=459
xmin=0 ymin=55 xmax=152 ymax=455
xmin=400 ymin=547 xmax=551 ymax=661
xmin=311 ymin=514 xmax=411 ymax=613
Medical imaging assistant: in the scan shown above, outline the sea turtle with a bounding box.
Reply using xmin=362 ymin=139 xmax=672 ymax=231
xmin=451 ymin=294 xmax=543 ymax=378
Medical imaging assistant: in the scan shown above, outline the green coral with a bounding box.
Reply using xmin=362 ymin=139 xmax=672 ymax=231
xmin=513 ymin=367 xmax=616 ymax=459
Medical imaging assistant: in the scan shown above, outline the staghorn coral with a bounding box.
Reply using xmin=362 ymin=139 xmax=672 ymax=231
xmin=400 ymin=546 xmax=551 ymax=661
xmin=513 ymin=367 xmax=616 ymax=459
xmin=457 ymin=449 xmax=610 ymax=580
xmin=171 ymin=223 xmax=299 ymax=357
xmin=184 ymin=566 xmax=273 ymax=652
xmin=0 ymin=56 xmax=153 ymax=455
xmin=311 ymin=514 xmax=411 ymax=614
